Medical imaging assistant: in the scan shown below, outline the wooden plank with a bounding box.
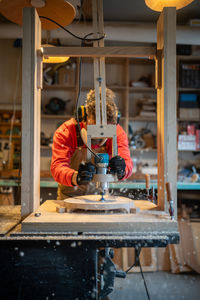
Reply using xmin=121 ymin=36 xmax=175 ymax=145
xmin=124 ymin=58 xmax=129 ymax=134
xmin=21 ymin=8 xmax=41 ymax=217
xmin=42 ymin=46 xmax=156 ymax=58
xmin=156 ymin=8 xmax=177 ymax=216
xmin=0 ymin=205 xmax=21 ymax=236
xmin=22 ymin=200 xmax=178 ymax=233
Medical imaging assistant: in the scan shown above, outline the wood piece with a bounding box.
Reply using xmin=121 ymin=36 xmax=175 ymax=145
xmin=21 ymin=8 xmax=41 ymax=217
xmin=156 ymin=8 xmax=177 ymax=216
xmin=121 ymin=248 xmax=157 ymax=272
xmin=63 ymin=195 xmax=134 ymax=213
xmin=0 ymin=205 xmax=21 ymax=236
xmin=42 ymin=46 xmax=156 ymax=58
xmin=145 ymin=174 xmax=150 ymax=189
xmin=22 ymin=200 xmax=178 ymax=233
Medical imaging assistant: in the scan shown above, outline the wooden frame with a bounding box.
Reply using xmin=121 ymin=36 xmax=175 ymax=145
xmin=21 ymin=7 xmax=178 ymax=233
xmin=156 ymin=7 xmax=177 ymax=217
xmin=21 ymin=8 xmax=41 ymax=217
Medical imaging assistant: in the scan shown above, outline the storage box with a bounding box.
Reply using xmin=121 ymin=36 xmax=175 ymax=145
xmin=178 ymin=135 xmax=196 ymax=150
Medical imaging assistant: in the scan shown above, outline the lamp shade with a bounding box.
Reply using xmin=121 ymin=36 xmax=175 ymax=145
xmin=0 ymin=0 xmax=76 ymax=30
xmin=145 ymin=0 xmax=194 ymax=11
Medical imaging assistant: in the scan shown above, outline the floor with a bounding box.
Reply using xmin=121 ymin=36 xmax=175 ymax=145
xmin=109 ymin=272 xmax=200 ymax=300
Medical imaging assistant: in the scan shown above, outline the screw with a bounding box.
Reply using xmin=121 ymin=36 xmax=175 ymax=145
xmin=34 ymin=213 xmax=41 ymax=217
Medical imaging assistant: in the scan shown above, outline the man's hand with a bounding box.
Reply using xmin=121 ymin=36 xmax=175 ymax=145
xmin=76 ymin=162 xmax=96 ymax=185
xmin=109 ymin=155 xmax=126 ymax=180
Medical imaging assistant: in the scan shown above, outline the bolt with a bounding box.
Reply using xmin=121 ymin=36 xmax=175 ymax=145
xmin=34 ymin=213 xmax=41 ymax=217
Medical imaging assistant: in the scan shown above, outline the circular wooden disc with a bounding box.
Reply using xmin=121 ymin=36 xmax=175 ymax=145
xmin=64 ymin=194 xmax=134 ymax=211
xmin=0 ymin=0 xmax=76 ymax=30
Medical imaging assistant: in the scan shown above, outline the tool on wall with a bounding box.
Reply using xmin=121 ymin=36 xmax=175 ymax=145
xmin=166 ymin=182 xmax=175 ymax=220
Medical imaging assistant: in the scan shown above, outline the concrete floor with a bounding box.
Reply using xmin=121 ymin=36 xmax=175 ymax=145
xmin=109 ymin=272 xmax=200 ymax=300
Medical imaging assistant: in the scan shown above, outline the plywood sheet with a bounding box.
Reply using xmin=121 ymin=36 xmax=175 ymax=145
xmin=22 ymin=200 xmax=178 ymax=234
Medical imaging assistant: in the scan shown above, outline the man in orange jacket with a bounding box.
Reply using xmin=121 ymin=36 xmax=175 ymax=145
xmin=51 ymin=88 xmax=133 ymax=200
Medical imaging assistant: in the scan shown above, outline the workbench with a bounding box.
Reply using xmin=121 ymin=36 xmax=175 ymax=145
xmin=0 ymin=203 xmax=179 ymax=299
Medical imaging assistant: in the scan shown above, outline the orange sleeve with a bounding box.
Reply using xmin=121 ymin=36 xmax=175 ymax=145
xmin=50 ymin=120 xmax=77 ymax=186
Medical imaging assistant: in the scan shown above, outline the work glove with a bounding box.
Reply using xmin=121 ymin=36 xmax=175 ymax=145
xmin=109 ymin=155 xmax=126 ymax=180
xmin=77 ymin=162 xmax=96 ymax=185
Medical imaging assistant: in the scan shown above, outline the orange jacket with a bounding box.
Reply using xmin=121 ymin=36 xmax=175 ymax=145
xmin=51 ymin=118 xmax=133 ymax=186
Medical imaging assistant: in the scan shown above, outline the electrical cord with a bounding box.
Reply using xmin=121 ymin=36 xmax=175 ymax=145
xmin=39 ymin=16 xmax=105 ymax=42
xmin=75 ymin=55 xmax=102 ymax=163
xmin=125 ymin=255 xmax=151 ymax=300
xmin=39 ymin=17 xmax=104 ymax=163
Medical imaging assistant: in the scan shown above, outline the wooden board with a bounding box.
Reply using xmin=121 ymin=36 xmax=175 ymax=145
xmin=42 ymin=46 xmax=156 ymax=58
xmin=156 ymin=8 xmax=177 ymax=214
xmin=22 ymin=200 xmax=178 ymax=233
xmin=0 ymin=205 xmax=21 ymax=236
xmin=21 ymin=8 xmax=41 ymax=217
xmin=64 ymin=195 xmax=135 ymax=213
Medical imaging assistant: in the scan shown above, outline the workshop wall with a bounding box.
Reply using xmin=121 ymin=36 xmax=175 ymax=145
xmin=0 ymin=39 xmax=22 ymax=108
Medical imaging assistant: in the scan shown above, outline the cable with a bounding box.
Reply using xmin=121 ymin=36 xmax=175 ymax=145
xmin=139 ymin=258 xmax=151 ymax=300
xmin=39 ymin=17 xmax=104 ymax=162
xmin=125 ymin=262 xmax=136 ymax=274
xmin=75 ymin=55 xmax=102 ymax=163
xmin=125 ymin=254 xmax=151 ymax=300
xmin=39 ymin=16 xmax=105 ymax=42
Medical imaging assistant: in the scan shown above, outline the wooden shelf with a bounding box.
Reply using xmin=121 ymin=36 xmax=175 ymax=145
xmin=178 ymin=87 xmax=200 ymax=92
xmin=129 ymin=87 xmax=156 ymax=93
xmin=129 ymin=116 xmax=157 ymax=122
xmin=130 ymin=148 xmax=157 ymax=152
xmin=0 ymin=135 xmax=21 ymax=139
xmin=178 ymin=118 xmax=200 ymax=123
xmin=41 ymin=145 xmax=52 ymax=149
xmin=43 ymin=84 xmax=76 ymax=90
xmin=0 ymin=122 xmax=21 ymax=126
xmin=41 ymin=114 xmax=72 ymax=120
xmin=178 ymin=149 xmax=200 ymax=152
xmin=177 ymin=55 xmax=200 ymax=61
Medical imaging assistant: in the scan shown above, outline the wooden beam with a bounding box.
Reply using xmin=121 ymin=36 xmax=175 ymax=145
xmin=42 ymin=46 xmax=156 ymax=58
xmin=156 ymin=7 xmax=177 ymax=217
xmin=21 ymin=8 xmax=41 ymax=218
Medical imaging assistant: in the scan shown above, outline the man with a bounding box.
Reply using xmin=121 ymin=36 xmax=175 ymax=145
xmin=51 ymin=88 xmax=133 ymax=200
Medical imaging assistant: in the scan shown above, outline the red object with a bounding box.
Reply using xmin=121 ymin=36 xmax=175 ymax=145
xmin=51 ymin=118 xmax=133 ymax=186
xmin=187 ymin=124 xmax=195 ymax=135
xmin=196 ymin=129 xmax=200 ymax=151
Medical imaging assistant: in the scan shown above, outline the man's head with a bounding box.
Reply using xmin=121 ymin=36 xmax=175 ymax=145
xmin=85 ymin=88 xmax=118 ymax=125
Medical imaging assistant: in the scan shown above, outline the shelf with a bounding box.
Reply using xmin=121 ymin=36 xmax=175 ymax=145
xmin=178 ymin=87 xmax=200 ymax=92
xmin=129 ymin=87 xmax=156 ymax=93
xmin=41 ymin=145 xmax=52 ymax=149
xmin=41 ymin=114 xmax=72 ymax=120
xmin=130 ymin=148 xmax=157 ymax=152
xmin=0 ymin=135 xmax=21 ymax=139
xmin=177 ymin=55 xmax=200 ymax=61
xmin=129 ymin=116 xmax=157 ymax=122
xmin=178 ymin=149 xmax=200 ymax=152
xmin=1 ymin=179 xmax=200 ymax=190
xmin=178 ymin=118 xmax=200 ymax=123
xmin=43 ymin=84 xmax=76 ymax=90
xmin=0 ymin=122 xmax=21 ymax=126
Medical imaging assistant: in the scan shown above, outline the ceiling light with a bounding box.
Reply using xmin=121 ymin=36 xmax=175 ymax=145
xmin=145 ymin=0 xmax=194 ymax=11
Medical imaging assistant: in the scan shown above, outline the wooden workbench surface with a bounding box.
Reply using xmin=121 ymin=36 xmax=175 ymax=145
xmin=0 ymin=205 xmax=21 ymax=236
xmin=22 ymin=200 xmax=178 ymax=234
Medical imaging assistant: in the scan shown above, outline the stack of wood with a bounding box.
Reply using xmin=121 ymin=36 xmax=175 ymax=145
xmin=137 ymin=98 xmax=156 ymax=118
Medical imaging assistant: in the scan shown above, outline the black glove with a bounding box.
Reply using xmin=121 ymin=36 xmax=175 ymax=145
xmin=109 ymin=155 xmax=126 ymax=180
xmin=77 ymin=162 xmax=96 ymax=185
